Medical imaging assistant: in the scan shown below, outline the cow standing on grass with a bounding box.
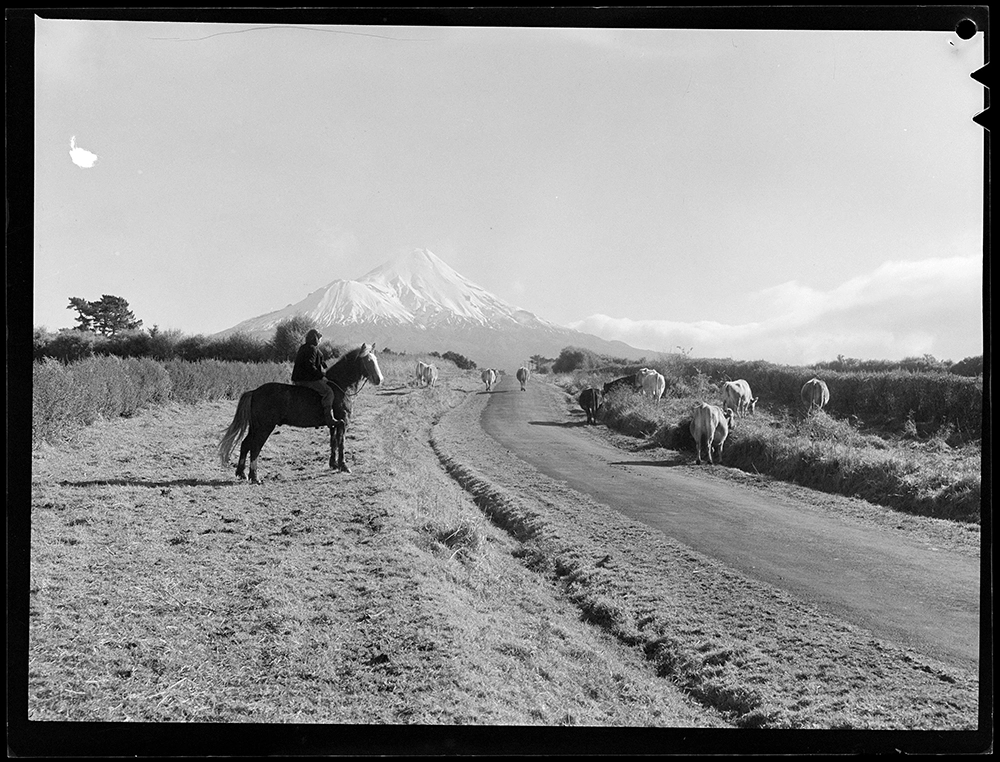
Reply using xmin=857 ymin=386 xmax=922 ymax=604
xmin=689 ymin=402 xmax=734 ymax=465
xmin=637 ymin=368 xmax=666 ymax=401
xmin=723 ymin=379 xmax=758 ymax=417
xmin=602 ymin=374 xmax=638 ymax=397
xmin=415 ymin=361 xmax=431 ymax=386
xmin=801 ymin=378 xmax=830 ymax=413
xmin=417 ymin=362 xmax=438 ymax=387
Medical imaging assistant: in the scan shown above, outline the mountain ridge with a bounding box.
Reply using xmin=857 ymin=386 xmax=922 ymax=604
xmin=218 ymin=248 xmax=659 ymax=369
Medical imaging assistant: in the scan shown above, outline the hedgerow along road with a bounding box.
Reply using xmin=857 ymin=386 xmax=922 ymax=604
xmin=478 ymin=374 xmax=980 ymax=669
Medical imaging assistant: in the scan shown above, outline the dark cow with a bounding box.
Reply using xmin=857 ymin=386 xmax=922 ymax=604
xmin=602 ymin=374 xmax=637 ymax=396
xmin=578 ymin=387 xmax=603 ymax=425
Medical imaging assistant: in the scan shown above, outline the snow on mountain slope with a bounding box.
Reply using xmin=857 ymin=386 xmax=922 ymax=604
xmin=217 ymin=247 xmax=657 ymax=369
xmin=223 ymin=248 xmax=563 ymax=335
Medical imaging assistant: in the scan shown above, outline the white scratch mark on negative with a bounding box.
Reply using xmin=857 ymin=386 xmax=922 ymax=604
xmin=69 ymin=136 xmax=98 ymax=168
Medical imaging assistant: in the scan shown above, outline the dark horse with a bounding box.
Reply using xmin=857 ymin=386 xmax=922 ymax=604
xmin=219 ymin=343 xmax=383 ymax=483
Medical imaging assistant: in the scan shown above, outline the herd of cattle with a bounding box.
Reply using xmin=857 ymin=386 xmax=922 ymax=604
xmin=578 ymin=372 xmax=832 ymax=466
xmin=413 ymin=358 xmax=831 ymax=467
xmin=414 ymin=363 xmax=531 ymax=393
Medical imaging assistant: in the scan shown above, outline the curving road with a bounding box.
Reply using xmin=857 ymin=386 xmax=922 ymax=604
xmin=479 ymin=376 xmax=981 ymax=669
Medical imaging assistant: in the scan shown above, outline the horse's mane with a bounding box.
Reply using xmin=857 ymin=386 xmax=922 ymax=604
xmin=326 ymin=345 xmax=370 ymax=386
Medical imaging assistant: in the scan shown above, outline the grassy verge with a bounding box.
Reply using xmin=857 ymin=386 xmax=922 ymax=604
xmin=554 ymin=371 xmax=981 ymax=524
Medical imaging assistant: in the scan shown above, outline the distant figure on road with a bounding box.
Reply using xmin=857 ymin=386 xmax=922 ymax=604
xmin=516 ymin=366 xmax=530 ymax=391
xmin=578 ymin=388 xmax=603 ymax=425
xmin=292 ymin=328 xmax=336 ymax=429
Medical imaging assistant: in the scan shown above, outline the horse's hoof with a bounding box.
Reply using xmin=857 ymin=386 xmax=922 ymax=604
xmin=339 ymin=464 xmax=351 ymax=474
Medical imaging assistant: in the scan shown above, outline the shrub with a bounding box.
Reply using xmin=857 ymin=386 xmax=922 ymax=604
xmin=552 ymin=347 xmax=602 ymax=373
xmin=42 ymin=330 xmax=98 ymax=363
xmin=270 ymin=316 xmax=317 ymax=362
xmin=33 ymin=327 xmax=54 ymax=360
xmin=440 ymin=351 xmax=477 ymax=370
xmin=96 ymin=329 xmax=153 ymax=358
xmin=950 ymin=355 xmax=983 ymax=378
xmin=31 ymin=356 xmax=285 ymax=446
xmin=147 ymin=328 xmax=186 ymax=361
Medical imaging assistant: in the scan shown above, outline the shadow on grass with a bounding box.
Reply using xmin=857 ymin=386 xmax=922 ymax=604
xmin=58 ymin=478 xmax=237 ymax=489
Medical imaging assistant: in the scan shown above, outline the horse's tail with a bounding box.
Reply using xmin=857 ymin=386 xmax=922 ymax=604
xmin=219 ymin=390 xmax=254 ymax=468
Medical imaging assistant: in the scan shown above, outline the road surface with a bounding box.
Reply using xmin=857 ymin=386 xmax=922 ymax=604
xmin=479 ymin=376 xmax=981 ymax=668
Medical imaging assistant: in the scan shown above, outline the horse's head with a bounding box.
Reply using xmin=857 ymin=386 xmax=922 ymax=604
xmin=358 ymin=343 xmax=383 ymax=386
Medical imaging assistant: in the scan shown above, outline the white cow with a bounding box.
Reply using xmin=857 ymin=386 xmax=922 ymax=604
xmin=481 ymin=368 xmax=498 ymax=391
xmin=415 ymin=360 xmax=431 ymax=386
xmin=689 ymin=402 xmax=735 ymax=466
xmin=801 ymin=378 xmax=830 ymax=413
xmin=516 ymin=366 xmax=530 ymax=391
xmin=423 ymin=363 xmax=439 ymax=387
xmin=722 ymin=379 xmax=758 ymax=417
xmin=637 ymin=368 xmax=666 ymax=401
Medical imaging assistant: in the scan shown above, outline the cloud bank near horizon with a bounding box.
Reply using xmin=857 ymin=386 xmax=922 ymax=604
xmin=569 ymin=255 xmax=983 ymax=365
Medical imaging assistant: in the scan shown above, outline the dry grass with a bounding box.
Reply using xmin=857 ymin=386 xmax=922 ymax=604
xmin=28 ymin=366 xmax=724 ymax=729
xmin=552 ymin=371 xmax=982 ymax=523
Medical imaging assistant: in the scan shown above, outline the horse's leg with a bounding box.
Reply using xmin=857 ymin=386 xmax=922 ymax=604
xmin=236 ymin=434 xmax=252 ymax=480
xmin=248 ymin=425 xmax=275 ymax=484
xmin=333 ymin=419 xmax=350 ymax=473
xmin=330 ymin=419 xmax=340 ymax=469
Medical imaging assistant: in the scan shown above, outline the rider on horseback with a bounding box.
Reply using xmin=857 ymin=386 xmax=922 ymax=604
xmin=292 ymin=328 xmax=337 ymax=429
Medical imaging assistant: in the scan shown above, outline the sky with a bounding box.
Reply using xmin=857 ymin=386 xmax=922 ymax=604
xmin=32 ymin=13 xmax=986 ymax=365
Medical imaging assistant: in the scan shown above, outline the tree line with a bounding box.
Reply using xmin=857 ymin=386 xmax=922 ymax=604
xmin=35 ymin=296 xmax=481 ymax=369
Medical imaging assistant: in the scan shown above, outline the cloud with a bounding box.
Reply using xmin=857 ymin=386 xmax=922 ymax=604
xmin=570 ymin=255 xmax=983 ymax=365
xmin=69 ymin=135 xmax=98 ymax=168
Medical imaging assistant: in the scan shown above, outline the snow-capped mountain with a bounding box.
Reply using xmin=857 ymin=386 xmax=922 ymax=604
xmin=219 ymin=248 xmax=653 ymax=369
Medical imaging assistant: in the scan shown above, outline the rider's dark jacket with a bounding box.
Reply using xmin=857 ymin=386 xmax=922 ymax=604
xmin=291 ymin=343 xmax=325 ymax=383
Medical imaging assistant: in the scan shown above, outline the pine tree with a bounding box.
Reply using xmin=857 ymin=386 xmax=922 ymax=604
xmin=68 ymin=295 xmax=143 ymax=336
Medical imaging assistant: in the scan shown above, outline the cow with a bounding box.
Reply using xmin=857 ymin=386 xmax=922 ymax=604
xmin=801 ymin=378 xmax=830 ymax=413
xmin=602 ymin=374 xmax=638 ymax=397
xmin=722 ymin=379 xmax=758 ymax=417
xmin=415 ymin=360 xmax=431 ymax=386
xmin=578 ymin=387 xmax=603 ymax=425
xmin=689 ymin=402 xmax=735 ymax=465
xmin=516 ymin=366 xmax=530 ymax=391
xmin=481 ymin=368 xmax=498 ymax=392
xmin=423 ymin=363 xmax=438 ymax=387
xmin=637 ymin=368 xmax=666 ymax=401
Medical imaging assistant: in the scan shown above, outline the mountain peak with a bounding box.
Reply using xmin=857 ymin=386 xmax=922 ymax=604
xmin=216 ymin=246 xmax=655 ymax=369
xmin=221 ymin=247 xmax=560 ymax=335
xmin=360 ymin=247 xmax=461 ymax=286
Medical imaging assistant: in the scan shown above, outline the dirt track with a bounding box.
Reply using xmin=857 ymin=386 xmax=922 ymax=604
xmin=473 ymin=375 xmax=981 ymax=669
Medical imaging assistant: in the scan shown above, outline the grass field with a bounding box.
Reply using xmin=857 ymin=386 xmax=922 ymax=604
xmin=554 ymin=369 xmax=982 ymax=524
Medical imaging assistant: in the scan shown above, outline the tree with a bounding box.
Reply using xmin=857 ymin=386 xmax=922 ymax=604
xmin=552 ymin=347 xmax=601 ymax=373
xmin=441 ymin=351 xmax=477 ymax=370
xmin=270 ymin=316 xmax=317 ymax=362
xmin=950 ymin=355 xmax=983 ymax=377
xmin=68 ymin=295 xmax=142 ymax=336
